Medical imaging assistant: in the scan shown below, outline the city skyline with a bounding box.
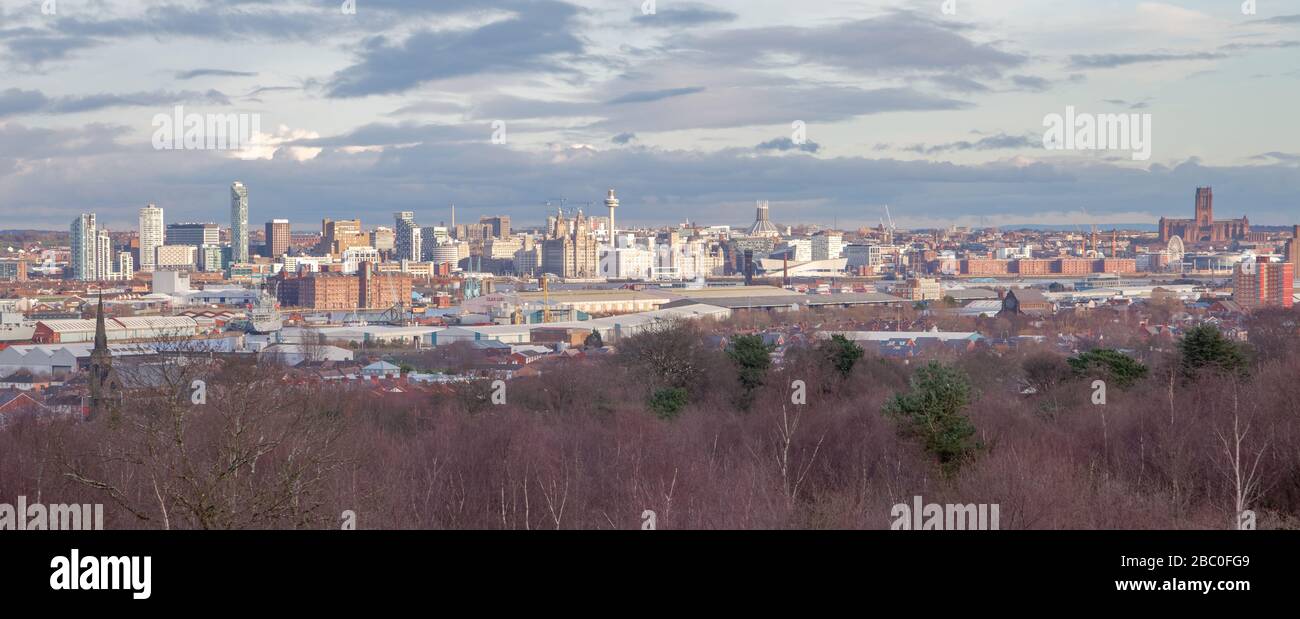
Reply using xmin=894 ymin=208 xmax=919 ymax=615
xmin=0 ymin=0 xmax=1297 ymax=230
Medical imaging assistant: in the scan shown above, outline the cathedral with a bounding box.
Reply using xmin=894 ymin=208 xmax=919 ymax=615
xmin=1158 ymin=187 xmax=1249 ymax=244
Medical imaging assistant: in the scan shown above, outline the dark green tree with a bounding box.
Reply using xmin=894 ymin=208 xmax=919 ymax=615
xmin=820 ymin=334 xmax=865 ymax=378
xmin=727 ymin=334 xmax=774 ymax=409
xmin=883 ymin=362 xmax=978 ymax=475
xmin=1067 ymin=348 xmax=1148 ymax=388
xmin=648 ymin=387 xmax=689 ymax=420
xmin=1178 ymin=324 xmax=1248 ymax=380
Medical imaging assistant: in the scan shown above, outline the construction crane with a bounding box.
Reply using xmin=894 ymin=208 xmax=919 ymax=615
xmin=879 ymin=205 xmax=897 ymax=245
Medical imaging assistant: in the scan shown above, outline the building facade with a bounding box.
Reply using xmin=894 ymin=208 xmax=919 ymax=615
xmin=1233 ymin=257 xmax=1294 ymax=310
xmin=166 ymin=222 xmax=221 ymax=247
xmin=265 ymin=219 xmax=291 ymax=258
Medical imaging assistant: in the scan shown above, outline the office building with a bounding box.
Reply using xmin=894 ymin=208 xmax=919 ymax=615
xmin=166 ymin=222 xmax=221 ymax=247
xmin=480 ymin=215 xmax=511 ymax=239
xmin=155 ymin=245 xmax=198 ymax=270
xmin=265 ymin=219 xmax=291 ymax=258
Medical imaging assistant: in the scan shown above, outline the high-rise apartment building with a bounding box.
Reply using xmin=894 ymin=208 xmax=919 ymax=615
xmin=394 ymin=211 xmax=421 ymax=262
xmin=95 ymin=229 xmax=115 ymax=281
xmin=138 ymin=204 xmax=164 ymax=273
xmin=1234 ymin=256 xmax=1294 ymax=310
xmin=117 ymin=252 xmax=134 ymax=281
xmin=230 ymin=181 xmax=249 ymax=263
xmin=265 ymin=219 xmax=291 ymax=258
xmin=70 ymin=213 xmax=97 ymax=281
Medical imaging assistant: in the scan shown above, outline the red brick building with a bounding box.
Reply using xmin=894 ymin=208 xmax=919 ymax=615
xmin=1233 ymin=257 xmax=1294 ymax=310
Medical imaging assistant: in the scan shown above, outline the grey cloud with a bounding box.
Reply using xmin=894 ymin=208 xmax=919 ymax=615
xmin=1010 ymin=75 xmax=1050 ymax=91
xmin=756 ymin=137 xmax=820 ymax=153
xmin=325 ymin=1 xmax=584 ymax=98
xmin=1068 ymin=52 xmax=1225 ymax=69
xmin=681 ymin=10 xmax=1026 ymax=76
xmin=632 ymin=5 xmax=737 ymax=27
xmin=896 ymin=132 xmax=1039 ymax=155
xmin=0 ymin=88 xmax=232 ymax=118
xmin=1101 ymin=98 xmax=1151 ymax=110
xmin=928 ymin=75 xmax=991 ymax=93
xmin=1248 ymin=14 xmax=1300 ymax=25
xmin=1250 ymin=151 xmax=1300 ymax=163
xmin=177 ymin=68 xmax=258 ymax=80
xmin=607 ymin=87 xmax=705 ymax=105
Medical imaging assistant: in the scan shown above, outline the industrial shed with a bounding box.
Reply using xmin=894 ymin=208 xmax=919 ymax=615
xmin=32 ymin=316 xmax=201 ymax=344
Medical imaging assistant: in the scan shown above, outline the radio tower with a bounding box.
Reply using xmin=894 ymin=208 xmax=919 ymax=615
xmin=605 ymin=189 xmax=619 ymax=236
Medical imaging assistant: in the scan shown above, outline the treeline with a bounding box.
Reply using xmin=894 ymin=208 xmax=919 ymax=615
xmin=2 ymin=311 xmax=1299 ymax=529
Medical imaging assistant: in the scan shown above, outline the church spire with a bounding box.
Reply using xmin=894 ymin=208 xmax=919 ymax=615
xmin=88 ymin=290 xmax=118 ymax=421
xmin=94 ymin=291 xmax=108 ymax=350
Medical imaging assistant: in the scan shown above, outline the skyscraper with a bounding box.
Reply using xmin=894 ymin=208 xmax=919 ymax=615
xmin=265 ymin=219 xmax=291 ymax=258
xmin=231 ymin=181 xmax=249 ymax=263
xmin=95 ymin=229 xmax=115 ymax=281
xmin=70 ymin=213 xmax=97 ymax=281
xmin=138 ymin=204 xmax=164 ymax=273
xmin=394 ymin=211 xmax=421 ymax=262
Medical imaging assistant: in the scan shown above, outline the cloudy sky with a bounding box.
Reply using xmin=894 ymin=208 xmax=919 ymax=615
xmin=1 ymin=0 xmax=1297 ymax=231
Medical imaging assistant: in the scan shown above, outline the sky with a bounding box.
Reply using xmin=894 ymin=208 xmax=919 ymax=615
xmin=0 ymin=0 xmax=1297 ymax=231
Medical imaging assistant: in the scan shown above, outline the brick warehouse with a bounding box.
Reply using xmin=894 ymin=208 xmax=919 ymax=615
xmin=275 ymin=263 xmax=412 ymax=310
